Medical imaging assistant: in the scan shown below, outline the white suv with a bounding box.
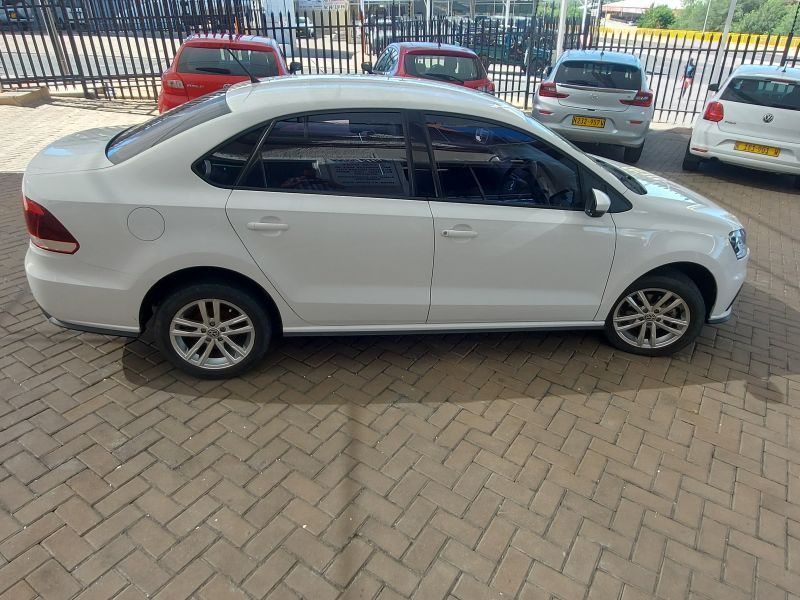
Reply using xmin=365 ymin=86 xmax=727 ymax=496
xmin=684 ymin=64 xmax=800 ymax=187
xmin=23 ymin=76 xmax=747 ymax=378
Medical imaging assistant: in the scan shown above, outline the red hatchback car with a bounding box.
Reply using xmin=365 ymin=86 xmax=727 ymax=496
xmin=362 ymin=42 xmax=495 ymax=94
xmin=158 ymin=34 xmax=301 ymax=113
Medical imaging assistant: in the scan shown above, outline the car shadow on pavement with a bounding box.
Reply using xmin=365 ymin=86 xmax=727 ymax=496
xmin=117 ymin=279 xmax=798 ymax=411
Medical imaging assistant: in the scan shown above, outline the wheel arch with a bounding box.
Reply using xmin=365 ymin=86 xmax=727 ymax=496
xmin=139 ymin=266 xmax=284 ymax=334
xmin=628 ymin=261 xmax=717 ymax=320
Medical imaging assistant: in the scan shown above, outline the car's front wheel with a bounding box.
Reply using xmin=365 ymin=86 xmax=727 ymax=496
xmin=153 ymin=283 xmax=271 ymax=378
xmin=604 ymin=273 xmax=705 ymax=356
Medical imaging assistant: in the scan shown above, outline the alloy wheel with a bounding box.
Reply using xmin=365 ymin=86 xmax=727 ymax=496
xmin=169 ymin=299 xmax=255 ymax=370
xmin=612 ymin=288 xmax=691 ymax=350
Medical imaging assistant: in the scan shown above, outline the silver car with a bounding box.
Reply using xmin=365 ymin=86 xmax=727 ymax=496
xmin=532 ymin=50 xmax=654 ymax=164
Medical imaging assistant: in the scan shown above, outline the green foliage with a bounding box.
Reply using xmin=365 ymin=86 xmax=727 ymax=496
xmin=673 ymin=0 xmax=798 ymax=34
xmin=638 ymin=5 xmax=676 ymax=28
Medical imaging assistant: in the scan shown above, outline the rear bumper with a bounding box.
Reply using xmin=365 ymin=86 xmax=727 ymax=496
xmin=690 ymin=124 xmax=800 ymax=175
xmin=533 ymin=105 xmax=650 ymax=148
xmin=25 ymin=245 xmax=142 ymax=336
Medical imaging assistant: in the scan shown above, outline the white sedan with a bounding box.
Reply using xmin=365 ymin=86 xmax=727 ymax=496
xmin=23 ymin=75 xmax=748 ymax=378
xmin=684 ymin=64 xmax=800 ymax=188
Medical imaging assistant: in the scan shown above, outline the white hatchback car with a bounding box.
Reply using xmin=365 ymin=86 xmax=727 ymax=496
xmin=532 ymin=50 xmax=655 ymax=164
xmin=23 ymin=76 xmax=747 ymax=378
xmin=684 ymin=64 xmax=800 ymax=187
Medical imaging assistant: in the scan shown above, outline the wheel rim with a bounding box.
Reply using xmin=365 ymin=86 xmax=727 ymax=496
xmin=612 ymin=288 xmax=691 ymax=350
xmin=169 ymin=299 xmax=255 ymax=370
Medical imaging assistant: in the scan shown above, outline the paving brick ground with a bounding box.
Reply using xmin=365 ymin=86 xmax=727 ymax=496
xmin=1 ymin=99 xmax=800 ymax=599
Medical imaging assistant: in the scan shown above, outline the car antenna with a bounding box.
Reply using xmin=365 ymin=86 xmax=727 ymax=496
xmin=225 ymin=47 xmax=259 ymax=84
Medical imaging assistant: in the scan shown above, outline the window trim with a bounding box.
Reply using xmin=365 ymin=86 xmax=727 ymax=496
xmin=420 ymin=111 xmax=589 ymax=212
xmin=231 ymin=108 xmax=425 ymax=201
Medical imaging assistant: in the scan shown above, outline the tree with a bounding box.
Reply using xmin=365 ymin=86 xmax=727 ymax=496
xmin=673 ymin=0 xmax=796 ymax=33
xmin=734 ymin=0 xmax=796 ymax=33
xmin=638 ymin=5 xmax=676 ymax=27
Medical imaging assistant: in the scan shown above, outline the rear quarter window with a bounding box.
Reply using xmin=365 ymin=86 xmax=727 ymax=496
xmin=555 ymin=60 xmax=642 ymax=90
xmin=720 ymin=77 xmax=800 ymax=111
xmin=106 ymin=90 xmax=230 ymax=164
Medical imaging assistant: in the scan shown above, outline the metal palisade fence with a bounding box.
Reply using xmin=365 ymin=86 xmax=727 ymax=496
xmin=0 ymin=0 xmax=798 ymax=121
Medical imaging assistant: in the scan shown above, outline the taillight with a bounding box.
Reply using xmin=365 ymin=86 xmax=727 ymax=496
xmin=703 ymin=101 xmax=724 ymax=122
xmin=22 ymin=197 xmax=79 ymax=254
xmin=620 ymin=91 xmax=653 ymax=107
xmin=538 ymin=82 xmax=569 ymax=98
xmin=165 ymin=78 xmax=185 ymax=90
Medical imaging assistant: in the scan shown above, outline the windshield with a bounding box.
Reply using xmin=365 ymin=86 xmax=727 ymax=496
xmin=720 ymin=76 xmax=800 ymax=111
xmin=592 ymin=157 xmax=646 ymax=194
xmin=404 ymin=53 xmax=485 ymax=83
xmin=177 ymin=46 xmax=279 ymax=77
xmin=555 ymin=60 xmax=642 ymax=90
xmin=106 ymin=90 xmax=229 ymax=164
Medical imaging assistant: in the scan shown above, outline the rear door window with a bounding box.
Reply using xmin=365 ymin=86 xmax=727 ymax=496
xmin=555 ymin=60 xmax=641 ymax=90
xmin=106 ymin=90 xmax=230 ymax=164
xmin=404 ymin=54 xmax=485 ymax=82
xmin=242 ymin=111 xmax=413 ymax=198
xmin=177 ymin=46 xmax=280 ymax=78
xmin=720 ymin=77 xmax=800 ymax=111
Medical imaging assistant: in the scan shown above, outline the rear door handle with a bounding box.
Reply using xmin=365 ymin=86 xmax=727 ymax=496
xmin=441 ymin=229 xmax=478 ymax=238
xmin=247 ymin=222 xmax=289 ymax=231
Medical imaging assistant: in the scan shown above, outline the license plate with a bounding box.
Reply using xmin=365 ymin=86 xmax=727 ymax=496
xmin=734 ymin=142 xmax=780 ymax=157
xmin=572 ymin=116 xmax=606 ymax=128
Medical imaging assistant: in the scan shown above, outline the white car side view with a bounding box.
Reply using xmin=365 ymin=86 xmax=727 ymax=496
xmin=684 ymin=64 xmax=800 ymax=188
xmin=23 ymin=76 xmax=748 ymax=378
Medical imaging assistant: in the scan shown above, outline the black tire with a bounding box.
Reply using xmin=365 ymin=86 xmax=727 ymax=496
xmin=153 ymin=283 xmax=271 ymax=379
xmin=622 ymin=142 xmax=644 ymax=164
xmin=604 ymin=272 xmax=705 ymax=357
xmin=682 ymin=144 xmax=701 ymax=172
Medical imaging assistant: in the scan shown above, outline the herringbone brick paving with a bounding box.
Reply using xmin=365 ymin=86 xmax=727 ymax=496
xmin=1 ymin=102 xmax=800 ymax=599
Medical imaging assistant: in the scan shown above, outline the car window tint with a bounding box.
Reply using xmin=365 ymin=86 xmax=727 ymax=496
xmin=195 ymin=127 xmax=265 ymax=187
xmin=555 ymin=60 xmax=641 ymax=90
xmin=404 ymin=54 xmax=484 ymax=82
xmin=720 ymin=77 xmax=800 ymax=111
xmin=374 ymin=50 xmax=391 ymax=72
xmin=177 ymin=46 xmax=279 ymax=77
xmin=425 ymin=114 xmax=583 ymax=210
xmin=244 ymin=112 xmax=411 ymax=197
xmin=106 ymin=90 xmax=229 ymax=164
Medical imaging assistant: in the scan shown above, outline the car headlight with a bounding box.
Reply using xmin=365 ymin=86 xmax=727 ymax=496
xmin=729 ymin=228 xmax=747 ymax=259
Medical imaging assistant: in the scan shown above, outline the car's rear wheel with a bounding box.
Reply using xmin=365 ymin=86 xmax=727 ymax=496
xmin=622 ymin=142 xmax=644 ymax=164
xmin=154 ymin=283 xmax=271 ymax=378
xmin=604 ymin=273 xmax=705 ymax=356
xmin=682 ymin=144 xmax=702 ymax=171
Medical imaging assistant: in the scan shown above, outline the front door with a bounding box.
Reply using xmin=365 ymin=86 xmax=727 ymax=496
xmin=226 ymin=111 xmax=434 ymax=326
xmin=423 ymin=113 xmax=616 ymax=323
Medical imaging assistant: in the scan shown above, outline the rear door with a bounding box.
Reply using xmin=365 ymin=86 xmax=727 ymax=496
xmin=718 ymin=76 xmax=800 ymax=144
xmin=225 ymin=111 xmax=434 ymax=326
xmin=176 ymin=44 xmax=282 ymax=100
xmin=554 ymin=59 xmax=641 ymax=112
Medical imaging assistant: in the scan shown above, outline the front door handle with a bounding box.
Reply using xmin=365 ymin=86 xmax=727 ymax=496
xmin=247 ymin=222 xmax=289 ymax=231
xmin=441 ymin=229 xmax=478 ymax=238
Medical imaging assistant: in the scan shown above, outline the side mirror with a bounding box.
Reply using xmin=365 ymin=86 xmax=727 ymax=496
xmin=289 ymin=61 xmax=302 ymax=74
xmin=361 ymin=61 xmax=373 ymax=73
xmin=587 ymin=189 xmax=611 ymax=217
xmin=707 ymin=83 xmax=719 ymax=92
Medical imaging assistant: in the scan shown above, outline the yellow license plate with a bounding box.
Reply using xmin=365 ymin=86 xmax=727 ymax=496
xmin=572 ymin=116 xmax=606 ymax=128
xmin=734 ymin=142 xmax=780 ymax=157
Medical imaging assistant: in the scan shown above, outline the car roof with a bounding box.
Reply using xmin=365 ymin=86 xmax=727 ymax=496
xmin=559 ymin=49 xmax=641 ymax=67
xmin=225 ymin=74 xmax=528 ymax=125
xmin=184 ymin=34 xmax=280 ymax=50
xmin=729 ymin=64 xmax=800 ymax=81
xmin=391 ymin=41 xmax=477 ymax=55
